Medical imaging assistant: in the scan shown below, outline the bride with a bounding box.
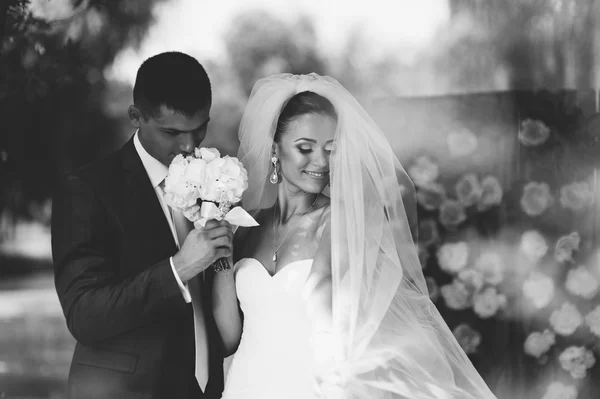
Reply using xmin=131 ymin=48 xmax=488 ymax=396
xmin=211 ymin=73 xmax=497 ymax=399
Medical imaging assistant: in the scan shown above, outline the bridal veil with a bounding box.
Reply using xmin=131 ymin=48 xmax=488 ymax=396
xmin=236 ymin=73 xmax=497 ymax=399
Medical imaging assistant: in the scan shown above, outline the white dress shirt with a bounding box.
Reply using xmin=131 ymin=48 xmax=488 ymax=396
xmin=133 ymin=131 xmax=191 ymax=303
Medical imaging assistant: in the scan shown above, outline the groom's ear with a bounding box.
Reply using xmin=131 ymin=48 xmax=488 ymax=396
xmin=128 ymin=105 xmax=143 ymax=128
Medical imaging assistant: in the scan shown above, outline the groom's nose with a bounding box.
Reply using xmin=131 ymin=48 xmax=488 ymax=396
xmin=179 ymin=132 xmax=195 ymax=154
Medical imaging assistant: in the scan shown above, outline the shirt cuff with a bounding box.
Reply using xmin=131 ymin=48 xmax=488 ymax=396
xmin=170 ymin=256 xmax=192 ymax=303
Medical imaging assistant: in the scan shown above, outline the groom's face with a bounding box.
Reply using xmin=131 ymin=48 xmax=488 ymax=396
xmin=130 ymin=104 xmax=211 ymax=166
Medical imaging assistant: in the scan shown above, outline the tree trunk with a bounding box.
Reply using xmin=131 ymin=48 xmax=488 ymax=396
xmin=0 ymin=0 xmax=11 ymax=54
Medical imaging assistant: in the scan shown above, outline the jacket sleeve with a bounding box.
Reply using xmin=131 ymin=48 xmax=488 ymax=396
xmin=51 ymin=173 xmax=184 ymax=345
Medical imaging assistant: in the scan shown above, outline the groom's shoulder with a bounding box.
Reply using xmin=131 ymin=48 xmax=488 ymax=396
xmin=64 ymin=141 xmax=130 ymax=188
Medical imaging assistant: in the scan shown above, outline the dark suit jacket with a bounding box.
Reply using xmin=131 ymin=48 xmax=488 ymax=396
xmin=51 ymin=138 xmax=224 ymax=399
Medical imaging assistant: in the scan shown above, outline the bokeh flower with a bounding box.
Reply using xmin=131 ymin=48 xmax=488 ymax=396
xmin=447 ymin=127 xmax=478 ymax=157
xmin=437 ymin=242 xmax=469 ymax=274
xmin=518 ymin=119 xmax=550 ymax=146
xmin=477 ymin=175 xmax=503 ymax=211
xmin=439 ymin=199 xmax=467 ymax=229
xmin=549 ymin=302 xmax=583 ymax=336
xmin=560 ymin=181 xmax=592 ymax=211
xmin=521 ymin=181 xmax=554 ymax=216
xmin=452 ymin=323 xmax=482 ymax=354
xmin=565 ymin=266 xmax=599 ymax=300
xmin=522 ymin=272 xmax=555 ymax=309
xmin=520 ymin=230 xmax=549 ymax=264
xmin=417 ymin=182 xmax=447 ymax=211
xmin=408 ymin=155 xmax=439 ymax=187
xmin=455 ymin=173 xmax=482 ymax=207
xmin=555 ymin=232 xmax=580 ymax=264
xmin=524 ymin=329 xmax=555 ymax=359
xmin=473 ymin=287 xmax=507 ymax=318
xmin=558 ymin=346 xmax=596 ymax=379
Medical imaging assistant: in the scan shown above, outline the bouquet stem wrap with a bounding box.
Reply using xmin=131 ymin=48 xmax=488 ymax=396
xmin=196 ymin=201 xmax=259 ymax=271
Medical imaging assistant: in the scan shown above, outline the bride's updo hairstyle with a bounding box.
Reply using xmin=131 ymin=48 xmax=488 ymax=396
xmin=273 ymin=91 xmax=337 ymax=143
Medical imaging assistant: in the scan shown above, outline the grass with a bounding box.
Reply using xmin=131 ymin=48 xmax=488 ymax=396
xmin=0 ymin=271 xmax=74 ymax=399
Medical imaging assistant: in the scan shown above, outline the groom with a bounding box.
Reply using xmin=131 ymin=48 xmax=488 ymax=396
xmin=52 ymin=52 xmax=230 ymax=399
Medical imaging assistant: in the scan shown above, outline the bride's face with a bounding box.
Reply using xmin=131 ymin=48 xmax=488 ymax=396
xmin=275 ymin=112 xmax=336 ymax=194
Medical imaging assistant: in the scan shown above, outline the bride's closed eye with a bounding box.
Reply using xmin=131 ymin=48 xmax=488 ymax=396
xmin=297 ymin=145 xmax=313 ymax=154
xmin=296 ymin=145 xmax=333 ymax=155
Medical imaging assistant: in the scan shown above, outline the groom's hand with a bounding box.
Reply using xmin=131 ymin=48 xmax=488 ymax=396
xmin=172 ymin=220 xmax=233 ymax=283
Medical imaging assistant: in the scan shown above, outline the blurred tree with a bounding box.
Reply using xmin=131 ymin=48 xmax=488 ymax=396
xmin=445 ymin=0 xmax=600 ymax=90
xmin=224 ymin=10 xmax=328 ymax=96
xmin=0 ymin=0 xmax=167 ymax=229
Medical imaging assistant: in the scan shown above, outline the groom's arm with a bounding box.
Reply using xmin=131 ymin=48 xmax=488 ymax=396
xmin=52 ymin=173 xmax=185 ymax=345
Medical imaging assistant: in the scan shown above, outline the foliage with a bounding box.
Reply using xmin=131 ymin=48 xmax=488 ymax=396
xmin=0 ymin=0 xmax=167 ymax=224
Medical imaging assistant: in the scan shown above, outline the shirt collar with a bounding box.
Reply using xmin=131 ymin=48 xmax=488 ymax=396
xmin=133 ymin=130 xmax=168 ymax=188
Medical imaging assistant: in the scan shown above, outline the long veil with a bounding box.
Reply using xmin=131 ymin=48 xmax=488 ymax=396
xmin=237 ymin=73 xmax=497 ymax=399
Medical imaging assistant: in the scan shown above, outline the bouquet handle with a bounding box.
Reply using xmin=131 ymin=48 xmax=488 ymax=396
xmin=212 ymin=257 xmax=231 ymax=272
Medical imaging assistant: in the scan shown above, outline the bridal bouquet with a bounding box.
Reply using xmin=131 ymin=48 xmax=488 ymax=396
xmin=163 ymin=147 xmax=258 ymax=271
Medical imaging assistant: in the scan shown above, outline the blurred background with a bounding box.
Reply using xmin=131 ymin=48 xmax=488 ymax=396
xmin=1 ymin=0 xmax=600 ymax=398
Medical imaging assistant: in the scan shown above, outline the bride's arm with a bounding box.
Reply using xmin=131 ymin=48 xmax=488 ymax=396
xmin=212 ymin=228 xmax=245 ymax=357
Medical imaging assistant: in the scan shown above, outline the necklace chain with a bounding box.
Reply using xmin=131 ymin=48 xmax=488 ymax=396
xmin=272 ymin=194 xmax=320 ymax=263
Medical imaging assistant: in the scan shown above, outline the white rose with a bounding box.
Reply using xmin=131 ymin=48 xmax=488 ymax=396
xmin=455 ymin=173 xmax=482 ymax=207
xmin=439 ymin=199 xmax=467 ymax=229
xmin=164 ymin=189 xmax=198 ymax=209
xmin=522 ymin=272 xmax=555 ymax=309
xmin=182 ymin=204 xmax=201 ymax=222
xmin=452 ymin=323 xmax=482 ymax=354
xmin=425 ymin=277 xmax=440 ymax=302
xmin=418 ymin=219 xmax=439 ymax=248
xmin=558 ymin=346 xmax=596 ymax=379
xmin=523 ymin=329 xmax=555 ymax=358
xmin=168 ymin=154 xmax=187 ymax=176
xmin=196 ymin=147 xmax=220 ymax=162
xmin=520 ymin=182 xmax=554 ymax=217
xmin=437 ymin=242 xmax=469 ymax=274
xmin=199 ymin=177 xmax=222 ymax=203
xmin=560 ymin=181 xmax=592 ymax=211
xmin=472 ymin=287 xmax=507 ymax=318
xmin=518 ymin=119 xmax=550 ymax=146
xmin=447 ymin=128 xmax=478 ymax=158
xmin=416 ymin=182 xmax=447 ymax=211
xmin=457 ymin=268 xmax=485 ymax=293
xmin=520 ymin=230 xmax=549 ymax=264
xmin=541 ymin=382 xmax=578 ymax=399
xmin=164 ymin=158 xmax=187 ymax=191
xmin=584 ymin=305 xmax=600 ymax=338
xmin=205 ymin=158 xmax=225 ymax=182
xmin=477 ymin=175 xmax=503 ymax=211
xmin=555 ymin=232 xmax=580 ymax=264
xmin=408 ymin=156 xmax=439 ymax=187
xmin=565 ymin=265 xmax=599 ymax=299
xmin=218 ymin=156 xmax=248 ymax=203
xmin=474 ymin=251 xmax=505 ymax=285
xmin=440 ymin=279 xmax=472 ymax=310
xmin=184 ymin=158 xmax=207 ymax=187
xmin=549 ymin=302 xmax=583 ymax=336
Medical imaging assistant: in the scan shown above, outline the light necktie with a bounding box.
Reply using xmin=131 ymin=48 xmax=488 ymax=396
xmin=167 ymin=190 xmax=210 ymax=390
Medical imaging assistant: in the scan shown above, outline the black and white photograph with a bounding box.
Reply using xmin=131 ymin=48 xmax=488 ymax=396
xmin=1 ymin=0 xmax=600 ymax=398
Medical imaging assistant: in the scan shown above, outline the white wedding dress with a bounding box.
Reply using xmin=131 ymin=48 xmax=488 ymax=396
xmin=221 ymin=258 xmax=318 ymax=399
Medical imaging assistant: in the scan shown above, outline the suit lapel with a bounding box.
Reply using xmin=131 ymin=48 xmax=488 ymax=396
xmin=120 ymin=138 xmax=177 ymax=259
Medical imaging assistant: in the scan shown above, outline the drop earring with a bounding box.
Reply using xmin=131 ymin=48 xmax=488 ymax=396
xmin=270 ymin=156 xmax=279 ymax=184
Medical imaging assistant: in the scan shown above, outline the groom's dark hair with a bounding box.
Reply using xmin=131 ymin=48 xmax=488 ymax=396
xmin=133 ymin=51 xmax=212 ymax=119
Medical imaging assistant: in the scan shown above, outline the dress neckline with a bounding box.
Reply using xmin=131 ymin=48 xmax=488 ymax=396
xmin=239 ymin=257 xmax=313 ymax=278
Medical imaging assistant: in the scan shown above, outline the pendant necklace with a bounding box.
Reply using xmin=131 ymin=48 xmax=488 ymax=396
xmin=272 ymin=194 xmax=320 ymax=263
